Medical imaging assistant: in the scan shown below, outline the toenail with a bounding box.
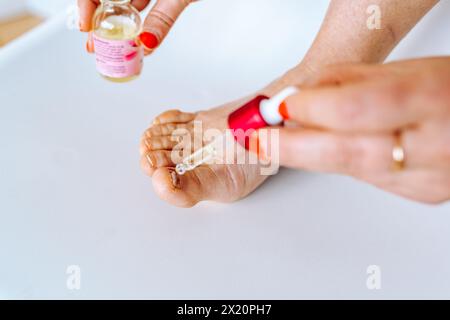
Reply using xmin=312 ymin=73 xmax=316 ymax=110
xmin=146 ymin=154 xmax=155 ymax=167
xmin=170 ymin=170 xmax=181 ymax=189
xmin=145 ymin=139 xmax=152 ymax=150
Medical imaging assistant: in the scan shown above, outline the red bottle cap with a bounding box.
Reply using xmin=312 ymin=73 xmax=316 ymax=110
xmin=228 ymin=95 xmax=269 ymax=149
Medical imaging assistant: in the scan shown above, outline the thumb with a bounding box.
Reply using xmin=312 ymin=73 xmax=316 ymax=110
xmin=138 ymin=0 xmax=194 ymax=54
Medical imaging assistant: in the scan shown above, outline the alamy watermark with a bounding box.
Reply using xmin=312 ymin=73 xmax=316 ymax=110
xmin=366 ymin=265 xmax=381 ymax=290
xmin=367 ymin=5 xmax=382 ymax=30
xmin=66 ymin=265 xmax=81 ymax=291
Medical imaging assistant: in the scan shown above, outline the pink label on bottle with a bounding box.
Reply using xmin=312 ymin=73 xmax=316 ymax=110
xmin=93 ymin=34 xmax=143 ymax=79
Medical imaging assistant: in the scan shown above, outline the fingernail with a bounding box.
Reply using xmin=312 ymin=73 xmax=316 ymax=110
xmin=249 ymin=131 xmax=268 ymax=161
xmin=279 ymin=101 xmax=290 ymax=120
xmin=170 ymin=170 xmax=181 ymax=189
xmin=146 ymin=154 xmax=154 ymax=167
xmin=86 ymin=33 xmax=94 ymax=53
xmin=86 ymin=41 xmax=93 ymax=53
xmin=139 ymin=32 xmax=159 ymax=50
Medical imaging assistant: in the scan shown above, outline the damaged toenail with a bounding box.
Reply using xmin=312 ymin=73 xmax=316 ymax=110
xmin=170 ymin=170 xmax=181 ymax=188
xmin=146 ymin=154 xmax=155 ymax=167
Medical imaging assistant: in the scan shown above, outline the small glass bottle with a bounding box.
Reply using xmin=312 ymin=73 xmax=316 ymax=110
xmin=92 ymin=0 xmax=143 ymax=83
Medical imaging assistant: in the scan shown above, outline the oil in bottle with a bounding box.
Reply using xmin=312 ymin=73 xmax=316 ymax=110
xmin=92 ymin=0 xmax=143 ymax=82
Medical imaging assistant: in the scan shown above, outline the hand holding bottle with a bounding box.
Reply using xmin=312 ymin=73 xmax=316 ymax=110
xmin=78 ymin=0 xmax=194 ymax=54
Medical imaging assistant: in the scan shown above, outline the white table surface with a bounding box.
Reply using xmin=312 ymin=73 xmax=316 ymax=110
xmin=1 ymin=0 xmax=450 ymax=299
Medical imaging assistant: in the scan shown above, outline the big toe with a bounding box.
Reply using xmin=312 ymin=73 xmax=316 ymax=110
xmin=151 ymin=168 xmax=204 ymax=208
xmin=151 ymin=164 xmax=251 ymax=208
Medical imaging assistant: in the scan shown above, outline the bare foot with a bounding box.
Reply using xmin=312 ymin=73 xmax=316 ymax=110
xmin=140 ymin=75 xmax=303 ymax=207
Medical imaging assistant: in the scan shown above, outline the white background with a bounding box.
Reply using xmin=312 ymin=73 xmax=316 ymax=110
xmin=0 ymin=0 xmax=450 ymax=299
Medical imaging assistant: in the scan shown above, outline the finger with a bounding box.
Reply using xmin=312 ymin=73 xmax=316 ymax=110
xmin=138 ymin=0 xmax=193 ymax=53
xmin=402 ymin=123 xmax=450 ymax=170
xmin=78 ymin=0 xmax=100 ymax=32
xmin=278 ymin=128 xmax=393 ymax=176
xmin=86 ymin=31 xmax=95 ymax=53
xmin=363 ymin=170 xmax=450 ymax=204
xmin=276 ymin=128 xmax=426 ymax=178
xmin=131 ymin=0 xmax=152 ymax=11
xmin=284 ymin=74 xmax=427 ymax=133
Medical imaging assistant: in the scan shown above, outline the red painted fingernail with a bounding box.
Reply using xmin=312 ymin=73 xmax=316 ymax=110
xmin=139 ymin=32 xmax=159 ymax=50
xmin=86 ymin=32 xmax=95 ymax=53
xmin=249 ymin=131 xmax=268 ymax=161
xmin=86 ymin=40 xmax=94 ymax=53
xmin=279 ymin=101 xmax=290 ymax=120
xmin=249 ymin=131 xmax=260 ymax=157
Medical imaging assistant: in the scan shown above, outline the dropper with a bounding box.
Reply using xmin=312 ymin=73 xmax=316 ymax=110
xmin=175 ymin=142 xmax=218 ymax=175
xmin=175 ymin=86 xmax=299 ymax=175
